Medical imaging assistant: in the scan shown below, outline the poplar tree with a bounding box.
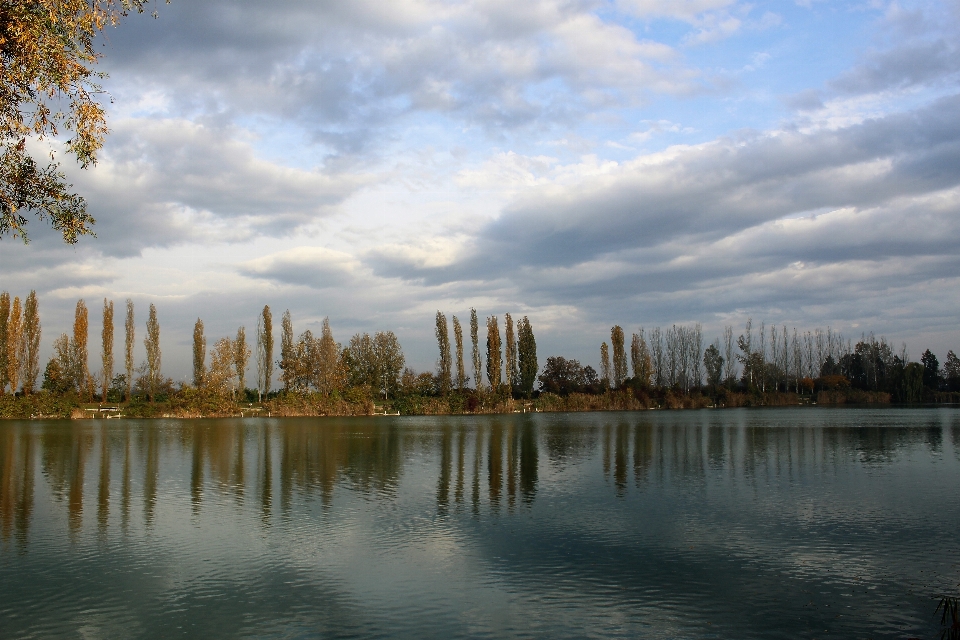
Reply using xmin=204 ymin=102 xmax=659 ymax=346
xmin=611 ymin=325 xmax=627 ymax=389
xmin=235 ymin=326 xmax=251 ymax=397
xmin=435 ymin=311 xmax=451 ymax=395
xmin=452 ymin=315 xmax=466 ymax=390
xmin=47 ymin=333 xmax=71 ymax=394
xmin=6 ymin=296 xmax=21 ymax=393
xmin=504 ymin=313 xmax=518 ymax=392
xmin=486 ymin=315 xmax=502 ymax=390
xmin=600 ymin=342 xmax=611 ymax=388
xmin=21 ymin=291 xmax=40 ymax=394
xmin=316 ymin=317 xmax=340 ymax=393
xmin=470 ymin=307 xmax=482 ymax=391
xmin=72 ymin=299 xmax=89 ymax=397
xmin=257 ymin=305 xmax=273 ymax=400
xmin=516 ymin=316 xmax=538 ymax=398
xmin=100 ymin=298 xmax=113 ymax=400
xmin=372 ymin=331 xmax=405 ymax=399
xmin=192 ymin=318 xmax=206 ymax=388
xmin=124 ymin=299 xmax=134 ymax=401
xmin=630 ymin=330 xmax=652 ymax=386
xmin=144 ymin=303 xmax=160 ymax=401
xmin=0 ymin=292 xmax=8 ymax=392
xmin=279 ymin=310 xmax=294 ymax=391
xmin=207 ymin=337 xmax=235 ymax=397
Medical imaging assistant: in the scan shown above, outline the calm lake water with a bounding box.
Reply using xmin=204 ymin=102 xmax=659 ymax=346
xmin=1 ymin=408 xmax=959 ymax=639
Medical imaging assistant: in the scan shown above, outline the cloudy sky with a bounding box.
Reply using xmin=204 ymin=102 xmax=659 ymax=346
xmin=4 ymin=0 xmax=960 ymax=381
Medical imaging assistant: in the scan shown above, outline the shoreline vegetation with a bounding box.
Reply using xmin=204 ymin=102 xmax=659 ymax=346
xmin=1 ymin=294 xmax=959 ymax=420
xmin=4 ymin=388 xmax=960 ymax=421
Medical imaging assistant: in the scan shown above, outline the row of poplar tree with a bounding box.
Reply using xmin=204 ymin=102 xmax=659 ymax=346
xmin=0 ymin=294 xmax=164 ymax=401
xmin=0 ymin=292 xmax=540 ymax=402
xmin=432 ymin=310 xmax=538 ymax=397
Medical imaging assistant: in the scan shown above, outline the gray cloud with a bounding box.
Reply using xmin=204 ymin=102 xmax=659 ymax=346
xmin=370 ymin=93 xmax=960 ymax=283
xmin=829 ymin=39 xmax=960 ymax=95
xmin=97 ymin=0 xmax=705 ymax=156
xmin=237 ymin=247 xmax=361 ymax=289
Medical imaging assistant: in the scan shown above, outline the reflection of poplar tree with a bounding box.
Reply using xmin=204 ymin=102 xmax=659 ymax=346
xmin=7 ymin=296 xmax=22 ymax=393
xmin=486 ymin=315 xmax=501 ymax=389
xmin=600 ymin=342 xmax=611 ymax=387
xmin=504 ymin=313 xmax=517 ymax=392
xmin=100 ymin=298 xmax=113 ymax=400
xmin=611 ymin=325 xmax=627 ymax=389
xmin=470 ymin=308 xmax=482 ymax=391
xmin=516 ymin=316 xmax=538 ymax=398
xmin=22 ymin=291 xmax=41 ymax=393
xmin=124 ymin=300 xmax=134 ymax=401
xmin=0 ymin=292 xmax=8 ymax=392
xmin=257 ymin=305 xmax=273 ymax=400
xmin=279 ymin=310 xmax=294 ymax=391
xmin=235 ymin=326 xmax=251 ymax=396
xmin=192 ymin=319 xmax=206 ymax=388
xmin=144 ymin=304 xmax=161 ymax=401
xmin=435 ymin=311 xmax=451 ymax=395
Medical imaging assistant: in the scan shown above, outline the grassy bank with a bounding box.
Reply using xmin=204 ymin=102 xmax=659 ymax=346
xmin=0 ymin=385 xmax=924 ymax=420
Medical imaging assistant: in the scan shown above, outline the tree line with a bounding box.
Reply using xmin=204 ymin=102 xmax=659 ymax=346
xmin=1 ymin=291 xmax=957 ymax=408
xmin=536 ymin=320 xmax=960 ymax=404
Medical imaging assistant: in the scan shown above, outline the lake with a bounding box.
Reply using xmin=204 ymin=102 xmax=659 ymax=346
xmin=1 ymin=407 xmax=958 ymax=639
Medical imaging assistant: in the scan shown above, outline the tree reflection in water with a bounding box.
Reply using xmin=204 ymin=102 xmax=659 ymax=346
xmin=0 ymin=409 xmax=958 ymax=544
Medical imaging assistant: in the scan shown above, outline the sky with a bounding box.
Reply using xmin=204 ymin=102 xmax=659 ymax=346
xmin=3 ymin=0 xmax=960 ymax=383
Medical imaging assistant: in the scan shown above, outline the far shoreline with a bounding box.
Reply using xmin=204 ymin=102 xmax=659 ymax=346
xmin=4 ymin=388 xmax=959 ymax=421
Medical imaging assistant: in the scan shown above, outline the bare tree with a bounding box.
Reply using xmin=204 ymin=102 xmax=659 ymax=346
xmin=815 ymin=328 xmax=825 ymax=376
xmin=758 ymin=321 xmax=766 ymax=393
xmin=666 ymin=325 xmax=680 ymax=389
xmin=651 ymin=327 xmax=664 ymax=388
xmin=791 ymin=328 xmax=802 ymax=392
xmin=737 ymin=318 xmax=753 ymax=389
xmin=690 ymin=323 xmax=703 ymax=391
xmin=770 ymin=324 xmax=779 ymax=391
xmin=722 ymin=326 xmax=736 ymax=387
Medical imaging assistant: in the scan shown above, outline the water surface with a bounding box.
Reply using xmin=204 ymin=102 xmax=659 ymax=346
xmin=2 ymin=407 xmax=959 ymax=638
